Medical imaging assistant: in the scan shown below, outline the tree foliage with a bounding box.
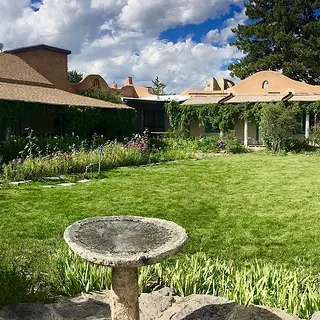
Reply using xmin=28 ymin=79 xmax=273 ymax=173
xmin=81 ymin=88 xmax=122 ymax=104
xmin=260 ymin=102 xmax=297 ymax=153
xmin=228 ymin=0 xmax=320 ymax=85
xmin=68 ymin=70 xmax=83 ymax=83
xmin=151 ymin=76 xmax=166 ymax=95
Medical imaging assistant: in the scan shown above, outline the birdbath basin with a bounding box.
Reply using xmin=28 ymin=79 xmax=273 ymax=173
xmin=64 ymin=216 xmax=188 ymax=320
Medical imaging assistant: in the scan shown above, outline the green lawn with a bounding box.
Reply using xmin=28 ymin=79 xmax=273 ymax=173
xmin=1 ymin=153 xmax=320 ymax=274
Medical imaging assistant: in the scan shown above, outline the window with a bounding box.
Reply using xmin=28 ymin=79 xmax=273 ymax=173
xmin=262 ymin=80 xmax=269 ymax=89
xmin=205 ymin=123 xmax=220 ymax=133
xmin=93 ymin=79 xmax=100 ymax=89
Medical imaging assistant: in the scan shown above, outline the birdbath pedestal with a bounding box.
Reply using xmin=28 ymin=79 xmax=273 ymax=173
xmin=64 ymin=216 xmax=188 ymax=320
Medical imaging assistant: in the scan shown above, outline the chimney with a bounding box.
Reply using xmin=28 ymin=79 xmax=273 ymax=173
xmin=204 ymin=77 xmax=221 ymax=91
xmin=124 ymin=76 xmax=133 ymax=86
xmin=110 ymin=81 xmax=118 ymax=89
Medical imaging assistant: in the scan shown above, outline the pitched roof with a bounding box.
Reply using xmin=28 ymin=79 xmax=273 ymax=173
xmin=181 ymin=95 xmax=228 ymax=105
xmin=288 ymin=94 xmax=320 ymax=102
xmin=225 ymin=94 xmax=290 ymax=103
xmin=0 ymin=82 xmax=130 ymax=108
xmin=0 ymin=53 xmax=127 ymax=109
xmin=0 ymin=53 xmax=54 ymax=87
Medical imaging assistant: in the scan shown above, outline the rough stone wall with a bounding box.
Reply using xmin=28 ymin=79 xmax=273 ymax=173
xmin=0 ymin=288 xmax=305 ymax=320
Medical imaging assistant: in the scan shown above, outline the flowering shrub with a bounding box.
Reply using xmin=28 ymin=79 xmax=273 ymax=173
xmin=126 ymin=133 xmax=150 ymax=154
xmin=218 ymin=139 xmax=225 ymax=149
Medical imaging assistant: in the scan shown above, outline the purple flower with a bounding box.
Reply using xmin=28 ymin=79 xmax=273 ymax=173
xmin=12 ymin=159 xmax=16 ymax=164
xmin=12 ymin=169 xmax=18 ymax=174
xmin=17 ymin=158 xmax=23 ymax=164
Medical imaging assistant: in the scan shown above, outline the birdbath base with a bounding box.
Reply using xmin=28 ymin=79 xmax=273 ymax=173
xmin=111 ymin=267 xmax=139 ymax=320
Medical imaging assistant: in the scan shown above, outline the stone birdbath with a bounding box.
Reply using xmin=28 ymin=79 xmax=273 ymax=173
xmin=64 ymin=216 xmax=188 ymax=320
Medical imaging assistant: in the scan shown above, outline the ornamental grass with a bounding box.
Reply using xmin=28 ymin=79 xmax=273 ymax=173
xmin=55 ymin=251 xmax=320 ymax=319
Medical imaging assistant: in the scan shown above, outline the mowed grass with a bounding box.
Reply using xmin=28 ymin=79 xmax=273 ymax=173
xmin=1 ymin=153 xmax=320 ymax=274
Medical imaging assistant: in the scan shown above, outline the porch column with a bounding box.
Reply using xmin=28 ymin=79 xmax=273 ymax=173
xmin=244 ymin=120 xmax=248 ymax=146
xmin=5 ymin=127 xmax=10 ymax=140
xmin=140 ymin=110 xmax=144 ymax=134
xmin=305 ymin=112 xmax=310 ymax=139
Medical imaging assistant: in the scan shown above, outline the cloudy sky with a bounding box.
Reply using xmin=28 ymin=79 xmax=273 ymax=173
xmin=0 ymin=0 xmax=248 ymax=94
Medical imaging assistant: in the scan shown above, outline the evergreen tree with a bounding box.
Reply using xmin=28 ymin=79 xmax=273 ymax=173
xmin=68 ymin=70 xmax=83 ymax=83
xmin=228 ymin=0 xmax=320 ymax=85
xmin=151 ymin=76 xmax=166 ymax=95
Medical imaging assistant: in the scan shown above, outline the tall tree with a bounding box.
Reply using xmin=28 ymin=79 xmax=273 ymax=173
xmin=228 ymin=0 xmax=320 ymax=85
xmin=151 ymin=76 xmax=166 ymax=95
xmin=68 ymin=70 xmax=83 ymax=83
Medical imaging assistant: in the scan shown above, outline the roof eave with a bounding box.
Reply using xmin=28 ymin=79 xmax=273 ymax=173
xmin=6 ymin=44 xmax=71 ymax=55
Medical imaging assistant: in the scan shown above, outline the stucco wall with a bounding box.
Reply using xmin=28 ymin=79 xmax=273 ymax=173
xmin=234 ymin=120 xmax=244 ymax=141
xmin=69 ymin=75 xmax=109 ymax=93
xmin=13 ymin=49 xmax=69 ymax=91
xmin=227 ymin=71 xmax=320 ymax=95
xmin=189 ymin=119 xmax=220 ymax=137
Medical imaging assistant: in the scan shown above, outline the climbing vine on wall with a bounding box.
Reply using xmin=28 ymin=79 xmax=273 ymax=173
xmin=0 ymin=100 xmax=136 ymax=140
xmin=165 ymin=100 xmax=319 ymax=135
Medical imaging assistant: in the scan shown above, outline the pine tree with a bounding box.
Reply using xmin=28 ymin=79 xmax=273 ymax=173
xmin=228 ymin=0 xmax=320 ymax=85
xmin=151 ymin=76 xmax=166 ymax=95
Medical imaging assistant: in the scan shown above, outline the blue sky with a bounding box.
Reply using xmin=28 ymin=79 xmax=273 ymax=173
xmin=160 ymin=4 xmax=242 ymax=44
xmin=2 ymin=0 xmax=247 ymax=93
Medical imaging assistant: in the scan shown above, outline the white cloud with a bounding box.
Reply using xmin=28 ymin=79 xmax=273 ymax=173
xmin=0 ymin=0 xmax=245 ymax=93
xmin=204 ymin=9 xmax=248 ymax=44
xmin=118 ymin=0 xmax=243 ymax=36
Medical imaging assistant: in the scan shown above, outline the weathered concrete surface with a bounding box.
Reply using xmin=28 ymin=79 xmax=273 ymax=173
xmin=0 ymin=288 xmax=306 ymax=320
xmin=64 ymin=216 xmax=188 ymax=267
xmin=111 ymin=267 xmax=139 ymax=320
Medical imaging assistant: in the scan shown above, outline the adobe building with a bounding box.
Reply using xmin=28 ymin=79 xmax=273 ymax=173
xmin=2 ymin=43 xmax=185 ymax=135
xmin=181 ymin=71 xmax=320 ymax=145
xmin=0 ymin=44 xmax=131 ymax=139
xmin=2 ymin=43 xmax=320 ymax=144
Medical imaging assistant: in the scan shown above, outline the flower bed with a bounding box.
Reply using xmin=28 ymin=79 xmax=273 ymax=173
xmin=0 ymin=131 xmax=240 ymax=181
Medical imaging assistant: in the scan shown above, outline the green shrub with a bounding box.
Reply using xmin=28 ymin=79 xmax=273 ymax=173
xmin=260 ymin=102 xmax=297 ymax=153
xmin=223 ymin=131 xmax=246 ymax=154
xmin=0 ymin=260 xmax=53 ymax=308
xmin=281 ymin=138 xmax=314 ymax=153
xmin=310 ymin=126 xmax=320 ymax=145
xmin=0 ymin=136 xmax=26 ymax=164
